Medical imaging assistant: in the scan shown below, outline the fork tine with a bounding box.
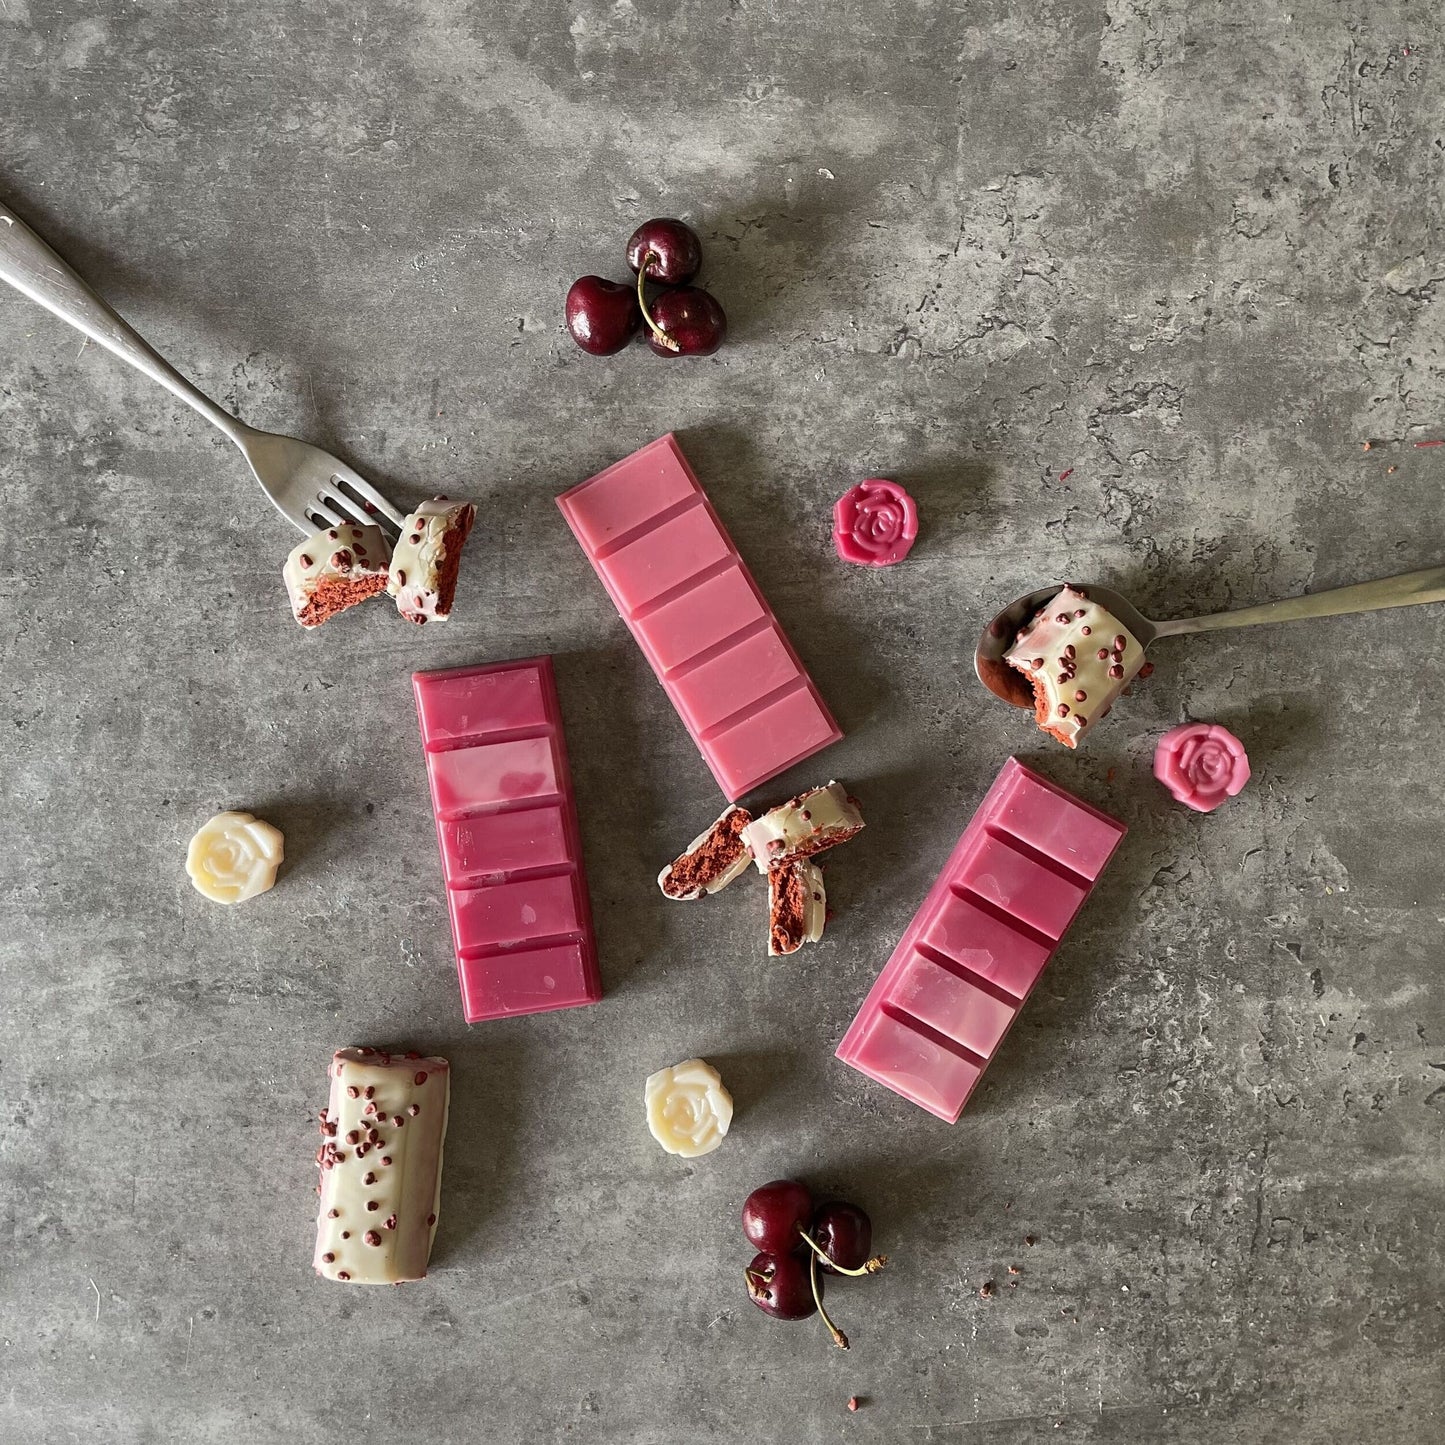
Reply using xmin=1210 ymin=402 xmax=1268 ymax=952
xmin=314 ymin=480 xmax=391 ymax=534
xmin=304 ymin=498 xmax=346 ymax=531
xmin=329 ymin=465 xmax=407 ymax=530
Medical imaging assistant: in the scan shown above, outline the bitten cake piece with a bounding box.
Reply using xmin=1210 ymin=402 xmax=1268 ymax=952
xmin=314 ymin=1048 xmax=450 ymax=1284
xmin=658 ymin=805 xmax=754 ymax=900
xmin=768 ymin=858 xmax=826 ymax=956
xmin=1003 ymin=586 xmax=1147 ymax=747
xmin=283 ymin=523 xmax=391 ymax=628
xmin=742 ymin=781 xmax=864 ymax=870
xmin=388 ymin=497 xmax=476 ymax=625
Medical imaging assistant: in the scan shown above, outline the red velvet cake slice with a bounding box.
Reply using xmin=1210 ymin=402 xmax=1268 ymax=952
xmin=768 ymin=858 xmax=826 ymax=956
xmin=283 ymin=523 xmax=391 ymax=628
xmin=658 ymin=804 xmax=755 ymax=900
xmin=387 ymin=498 xmax=476 ymax=625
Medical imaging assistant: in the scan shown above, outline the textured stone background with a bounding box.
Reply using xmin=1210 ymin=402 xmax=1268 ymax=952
xmin=2 ymin=1 xmax=1443 ymax=1441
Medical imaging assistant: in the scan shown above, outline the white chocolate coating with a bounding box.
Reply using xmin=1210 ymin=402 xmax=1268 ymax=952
xmin=657 ymin=805 xmax=754 ymax=899
xmin=387 ymin=498 xmax=476 ymax=624
xmin=282 ymin=524 xmax=390 ymax=628
xmin=314 ymin=1049 xmax=450 ymax=1285
xmin=1003 ymin=586 xmax=1146 ymax=747
xmin=644 ymin=1058 xmax=733 ymax=1158
xmin=768 ymin=858 xmax=826 ymax=956
xmin=185 ymin=811 xmax=283 ymax=904
xmin=743 ymin=781 xmax=864 ymax=872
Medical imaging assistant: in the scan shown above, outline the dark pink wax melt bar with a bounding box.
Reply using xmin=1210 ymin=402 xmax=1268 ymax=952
xmin=836 ymin=758 xmax=1125 ymax=1122
xmin=413 ymin=657 xmax=601 ymax=1023
xmin=556 ymin=434 xmax=842 ymax=801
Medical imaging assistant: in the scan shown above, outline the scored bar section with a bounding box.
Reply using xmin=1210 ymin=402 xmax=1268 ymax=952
xmin=413 ymin=657 xmax=601 ymax=1023
xmin=837 ymin=758 xmax=1126 ymax=1123
xmin=557 ymin=433 xmax=841 ymax=801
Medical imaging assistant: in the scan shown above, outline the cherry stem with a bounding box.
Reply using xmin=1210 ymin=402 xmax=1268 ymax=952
xmin=636 ymin=251 xmax=680 ymax=353
xmin=810 ymin=1252 xmax=849 ymax=1350
xmin=798 ymin=1228 xmax=888 ymax=1277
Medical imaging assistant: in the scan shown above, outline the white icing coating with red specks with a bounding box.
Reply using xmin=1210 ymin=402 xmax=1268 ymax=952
xmin=1003 ymin=586 xmax=1145 ymax=747
xmin=387 ymin=498 xmax=476 ymax=624
xmin=741 ymin=781 xmax=864 ymax=872
xmin=313 ymin=1049 xmax=449 ymax=1285
xmin=283 ymin=523 xmax=391 ymax=627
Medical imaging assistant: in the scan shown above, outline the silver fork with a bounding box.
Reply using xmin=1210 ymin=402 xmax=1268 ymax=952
xmin=0 ymin=196 xmax=406 ymax=536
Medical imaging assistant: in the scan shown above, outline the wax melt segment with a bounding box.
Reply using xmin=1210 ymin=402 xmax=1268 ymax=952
xmin=557 ymin=434 xmax=842 ymax=800
xmin=413 ymin=657 xmax=602 ymax=1022
xmin=836 ymin=759 xmax=1125 ymax=1122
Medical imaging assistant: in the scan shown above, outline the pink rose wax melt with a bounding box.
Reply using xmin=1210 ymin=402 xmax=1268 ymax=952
xmin=412 ymin=657 xmax=601 ymax=1023
xmin=1153 ymin=723 xmax=1250 ymax=813
xmin=833 ymin=479 xmax=918 ymax=566
xmin=836 ymin=758 xmax=1126 ymax=1123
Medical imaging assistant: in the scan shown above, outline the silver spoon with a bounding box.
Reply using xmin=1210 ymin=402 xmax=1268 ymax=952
xmin=975 ymin=567 xmax=1445 ymax=708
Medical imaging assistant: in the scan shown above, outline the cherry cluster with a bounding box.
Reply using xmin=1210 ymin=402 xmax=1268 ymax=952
xmin=741 ymin=1179 xmax=886 ymax=1350
xmin=566 ymin=218 xmax=727 ymax=358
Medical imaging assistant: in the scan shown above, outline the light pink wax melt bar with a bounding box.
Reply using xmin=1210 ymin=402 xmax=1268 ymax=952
xmin=556 ymin=434 xmax=842 ymax=800
xmin=413 ymin=657 xmax=601 ymax=1023
xmin=836 ymin=758 xmax=1125 ymax=1123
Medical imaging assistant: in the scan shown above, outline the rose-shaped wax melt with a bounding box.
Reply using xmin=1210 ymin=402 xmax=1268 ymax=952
xmin=833 ymin=479 xmax=918 ymax=566
xmin=1153 ymin=723 xmax=1250 ymax=813
xmin=186 ymin=811 xmax=285 ymax=904
xmin=644 ymin=1058 xmax=733 ymax=1158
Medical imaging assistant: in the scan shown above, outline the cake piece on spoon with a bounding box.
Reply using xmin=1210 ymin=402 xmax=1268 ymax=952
xmin=283 ymin=523 xmax=391 ymax=628
xmin=658 ymin=804 xmax=754 ymax=900
xmin=387 ymin=497 xmax=477 ymax=625
xmin=1003 ymin=586 xmax=1147 ymax=747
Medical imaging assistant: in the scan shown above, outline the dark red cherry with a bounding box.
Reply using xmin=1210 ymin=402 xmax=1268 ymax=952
xmin=744 ymin=1251 xmax=817 ymax=1321
xmin=645 ymin=287 xmax=727 ymax=357
xmin=742 ymin=1179 xmax=813 ymax=1254
xmin=626 ymin=218 xmax=702 ymax=285
xmin=565 ymin=275 xmax=641 ymax=355
xmin=812 ymin=1202 xmax=873 ymax=1274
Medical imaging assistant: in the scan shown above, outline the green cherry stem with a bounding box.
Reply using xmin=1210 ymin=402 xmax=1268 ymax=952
xmin=798 ymin=1227 xmax=889 ymax=1276
xmin=810 ymin=1251 xmax=849 ymax=1350
xmin=635 ymin=250 xmax=680 ymax=353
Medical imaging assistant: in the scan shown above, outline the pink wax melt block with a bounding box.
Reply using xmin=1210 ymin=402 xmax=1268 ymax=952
xmin=413 ymin=657 xmax=601 ymax=1023
xmin=556 ymin=434 xmax=842 ymax=800
xmin=836 ymin=758 xmax=1125 ymax=1123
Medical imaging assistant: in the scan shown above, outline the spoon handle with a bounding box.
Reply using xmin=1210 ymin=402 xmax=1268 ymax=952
xmin=1153 ymin=566 xmax=1445 ymax=639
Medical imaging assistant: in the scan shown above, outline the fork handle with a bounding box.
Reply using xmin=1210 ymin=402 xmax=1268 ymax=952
xmin=0 ymin=196 xmax=245 ymax=445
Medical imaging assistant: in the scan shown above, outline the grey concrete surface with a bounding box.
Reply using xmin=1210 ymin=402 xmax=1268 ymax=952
xmin=2 ymin=1 xmax=1443 ymax=1440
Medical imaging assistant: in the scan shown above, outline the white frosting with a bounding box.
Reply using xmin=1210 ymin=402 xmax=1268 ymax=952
xmin=282 ymin=524 xmax=390 ymax=627
xmin=185 ymin=811 xmax=283 ymax=904
xmin=387 ymin=498 xmax=476 ymax=625
xmin=743 ymin=781 xmax=864 ymax=872
xmin=768 ymin=859 xmax=826 ymax=956
xmin=657 ymin=805 xmax=754 ymax=899
xmin=314 ymin=1049 xmax=450 ymax=1285
xmin=1003 ymin=586 xmax=1146 ymax=746
xmin=644 ymin=1058 xmax=733 ymax=1158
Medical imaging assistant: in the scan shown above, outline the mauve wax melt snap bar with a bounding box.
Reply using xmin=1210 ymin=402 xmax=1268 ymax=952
xmin=556 ymin=434 xmax=842 ymax=801
xmin=413 ymin=656 xmax=601 ymax=1023
xmin=836 ymin=758 xmax=1125 ymax=1123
